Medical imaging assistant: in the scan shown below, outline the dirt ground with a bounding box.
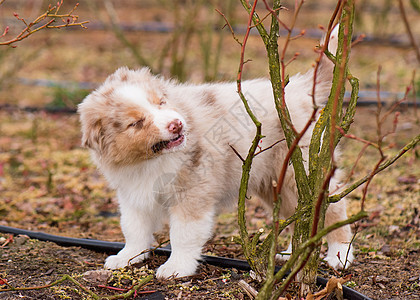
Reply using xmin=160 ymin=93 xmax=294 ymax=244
xmin=0 ymin=0 xmax=419 ymax=299
xmin=0 ymin=108 xmax=418 ymax=300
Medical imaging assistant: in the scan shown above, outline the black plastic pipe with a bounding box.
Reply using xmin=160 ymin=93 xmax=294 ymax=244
xmin=0 ymin=225 xmax=371 ymax=300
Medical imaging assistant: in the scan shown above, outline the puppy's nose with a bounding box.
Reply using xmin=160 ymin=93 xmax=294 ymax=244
xmin=168 ymin=119 xmax=183 ymax=134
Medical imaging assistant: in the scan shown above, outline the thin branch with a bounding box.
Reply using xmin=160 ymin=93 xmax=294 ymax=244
xmin=329 ymin=133 xmax=420 ymax=203
xmin=0 ymin=2 xmax=88 ymax=46
xmin=311 ymin=166 xmax=336 ymax=238
xmin=360 ymin=156 xmax=384 ymax=211
xmin=261 ymin=0 xmax=290 ymax=31
xmin=103 ymin=0 xmax=149 ymax=67
xmin=215 ymin=8 xmax=241 ymax=46
xmin=271 ymin=210 xmax=368 ymax=294
xmin=397 ymin=0 xmax=420 ymax=63
xmin=0 ymin=275 xmax=100 ymax=299
xmin=0 ymin=274 xmax=154 ymax=300
xmin=254 ymin=139 xmax=285 ymax=156
xmin=229 ymin=144 xmax=245 ymax=162
xmin=236 ymin=0 xmax=265 ymax=275
xmin=128 ymin=239 xmax=170 ymax=266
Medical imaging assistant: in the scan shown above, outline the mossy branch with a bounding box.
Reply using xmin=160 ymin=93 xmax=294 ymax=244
xmin=271 ymin=210 xmax=367 ymax=299
xmin=235 ymin=0 xmax=265 ymax=274
xmin=0 ymin=274 xmax=154 ymax=299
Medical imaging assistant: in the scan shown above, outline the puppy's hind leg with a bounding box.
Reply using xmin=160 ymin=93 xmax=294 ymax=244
xmin=156 ymin=202 xmax=216 ymax=279
xmin=324 ymin=199 xmax=354 ymax=270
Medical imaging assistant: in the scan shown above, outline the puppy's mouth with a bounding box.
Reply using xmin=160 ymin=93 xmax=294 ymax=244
xmin=152 ymin=134 xmax=185 ymax=153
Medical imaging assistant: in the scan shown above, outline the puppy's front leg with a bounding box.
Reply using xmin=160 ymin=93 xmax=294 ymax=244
xmin=105 ymin=201 xmax=161 ymax=270
xmin=156 ymin=205 xmax=215 ymax=279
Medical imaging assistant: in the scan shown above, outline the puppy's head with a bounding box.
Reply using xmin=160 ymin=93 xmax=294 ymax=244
xmin=78 ymin=67 xmax=187 ymax=166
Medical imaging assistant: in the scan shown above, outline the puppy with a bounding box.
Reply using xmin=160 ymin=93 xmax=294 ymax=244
xmin=78 ymin=27 xmax=353 ymax=279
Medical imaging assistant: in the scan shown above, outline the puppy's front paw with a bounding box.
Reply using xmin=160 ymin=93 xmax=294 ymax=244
xmin=104 ymin=252 xmax=147 ymax=270
xmin=156 ymin=256 xmax=199 ymax=279
xmin=324 ymin=242 xmax=354 ymax=270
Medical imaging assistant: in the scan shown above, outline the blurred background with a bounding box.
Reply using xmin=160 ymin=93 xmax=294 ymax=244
xmin=0 ymin=0 xmax=419 ymax=109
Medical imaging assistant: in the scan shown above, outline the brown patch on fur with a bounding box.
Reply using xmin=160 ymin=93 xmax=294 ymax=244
xmin=101 ymin=88 xmax=114 ymax=100
xmin=202 ymin=91 xmax=217 ymax=106
xmin=113 ymin=121 xmax=122 ymax=129
xmin=119 ymin=73 xmax=128 ymax=81
xmin=190 ymin=144 xmax=203 ymax=168
xmin=149 ymin=91 xmax=163 ymax=105
xmin=127 ymin=108 xmax=145 ymax=120
xmin=201 ymin=90 xmax=227 ymax=120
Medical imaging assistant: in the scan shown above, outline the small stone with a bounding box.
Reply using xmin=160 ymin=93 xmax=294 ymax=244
xmin=408 ymin=276 xmax=419 ymax=282
xmin=376 ymin=275 xmax=390 ymax=283
xmin=388 ymin=225 xmax=400 ymax=234
xmin=380 ymin=244 xmax=391 ymax=255
xmin=14 ymin=234 xmax=30 ymax=246
xmin=231 ymin=269 xmax=240 ymax=280
xmin=43 ymin=268 xmax=55 ymax=276
xmin=377 ymin=283 xmax=386 ymax=289
xmin=83 ymin=269 xmax=112 ymax=284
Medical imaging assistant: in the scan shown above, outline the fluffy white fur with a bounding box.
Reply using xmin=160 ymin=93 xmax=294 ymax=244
xmin=78 ymin=26 xmax=354 ymax=279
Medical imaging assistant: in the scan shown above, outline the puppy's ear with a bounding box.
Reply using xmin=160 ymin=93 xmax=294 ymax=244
xmin=78 ymin=100 xmax=105 ymax=153
xmin=81 ymin=118 xmax=103 ymax=150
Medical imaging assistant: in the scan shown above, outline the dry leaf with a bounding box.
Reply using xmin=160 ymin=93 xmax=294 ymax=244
xmin=306 ymin=275 xmax=351 ymax=300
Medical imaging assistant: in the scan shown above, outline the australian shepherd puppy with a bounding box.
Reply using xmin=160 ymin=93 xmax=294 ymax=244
xmin=78 ymin=27 xmax=353 ymax=279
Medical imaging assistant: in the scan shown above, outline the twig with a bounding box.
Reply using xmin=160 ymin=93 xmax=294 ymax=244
xmin=360 ymin=157 xmax=384 ymax=211
xmin=215 ymin=8 xmax=241 ymax=46
xmin=411 ymin=70 xmax=418 ymax=122
xmin=311 ymin=166 xmax=336 ymax=238
xmin=0 ymin=1 xmax=88 ymax=46
xmin=0 ymin=275 xmax=99 ymax=299
xmin=397 ymin=0 xmax=420 ymax=63
xmin=0 ymin=273 xmax=154 ymax=300
xmin=261 ymin=0 xmax=289 ymax=31
xmin=235 ymin=0 xmax=265 ymax=276
xmin=103 ymin=0 xmax=149 ymax=67
xmin=254 ymin=139 xmax=285 ymax=156
xmin=238 ymin=279 xmax=258 ymax=299
xmin=0 ymin=234 xmax=13 ymax=248
xmin=271 ymin=210 xmax=368 ymax=299
xmin=229 ymin=144 xmax=245 ymax=162
xmin=375 ymin=66 xmax=384 ymax=156
xmin=128 ymin=239 xmax=170 ymax=266
xmin=273 ymin=243 xmax=319 ymax=298
xmin=250 ymin=7 xmax=285 ymax=30
xmin=329 ymin=133 xmax=420 ymax=203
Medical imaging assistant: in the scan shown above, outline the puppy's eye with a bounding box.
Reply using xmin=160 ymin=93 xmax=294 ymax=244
xmin=159 ymin=99 xmax=166 ymax=106
xmin=128 ymin=118 xmax=145 ymax=129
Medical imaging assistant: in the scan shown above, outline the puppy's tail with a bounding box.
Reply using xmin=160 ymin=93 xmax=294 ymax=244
xmin=320 ymin=25 xmax=339 ymax=57
xmin=311 ymin=25 xmax=340 ymax=106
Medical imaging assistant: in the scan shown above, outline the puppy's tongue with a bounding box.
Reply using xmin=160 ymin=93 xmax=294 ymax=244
xmin=166 ymin=134 xmax=184 ymax=149
xmin=151 ymin=134 xmax=185 ymax=153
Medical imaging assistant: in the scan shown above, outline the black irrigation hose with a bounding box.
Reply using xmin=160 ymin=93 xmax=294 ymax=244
xmin=0 ymin=99 xmax=418 ymax=116
xmin=0 ymin=225 xmax=371 ymax=300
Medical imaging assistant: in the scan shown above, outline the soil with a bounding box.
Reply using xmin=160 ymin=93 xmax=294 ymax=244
xmin=0 ymin=108 xmax=418 ymax=299
xmin=0 ymin=1 xmax=419 ymax=299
